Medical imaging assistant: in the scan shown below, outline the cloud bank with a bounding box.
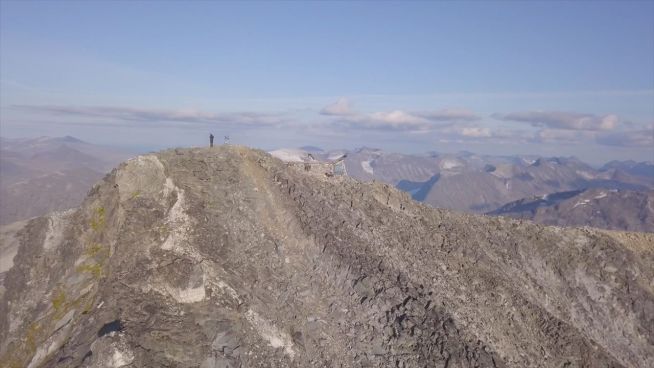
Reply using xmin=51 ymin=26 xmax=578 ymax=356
xmin=320 ymin=97 xmax=354 ymax=116
xmin=11 ymin=103 xmax=653 ymax=149
xmin=14 ymin=105 xmax=287 ymax=127
xmin=596 ymin=129 xmax=654 ymax=147
xmin=321 ymin=98 xmax=480 ymax=131
xmin=493 ymin=111 xmax=620 ymax=131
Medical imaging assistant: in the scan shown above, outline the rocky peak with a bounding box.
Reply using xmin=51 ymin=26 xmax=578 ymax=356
xmin=1 ymin=146 xmax=652 ymax=367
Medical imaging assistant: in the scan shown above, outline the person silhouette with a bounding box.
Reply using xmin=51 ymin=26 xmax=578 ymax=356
xmin=210 ymin=133 xmax=214 ymax=147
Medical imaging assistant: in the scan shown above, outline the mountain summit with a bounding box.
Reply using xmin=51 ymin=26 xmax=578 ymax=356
xmin=1 ymin=146 xmax=652 ymax=367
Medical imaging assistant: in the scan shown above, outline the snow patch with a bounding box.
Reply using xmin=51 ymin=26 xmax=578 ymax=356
xmin=246 ymin=309 xmax=295 ymax=359
xmin=522 ymin=158 xmax=536 ymax=165
xmin=440 ymin=159 xmax=461 ymax=170
xmin=576 ymin=170 xmax=595 ymax=180
xmin=573 ymin=199 xmax=590 ymax=208
xmin=361 ymin=160 xmax=374 ymax=175
xmin=594 ymin=192 xmax=608 ymax=200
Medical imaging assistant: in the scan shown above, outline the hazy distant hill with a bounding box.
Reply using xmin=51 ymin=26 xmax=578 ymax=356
xmin=0 ymin=136 xmax=134 ymax=224
xmin=488 ymin=188 xmax=654 ymax=232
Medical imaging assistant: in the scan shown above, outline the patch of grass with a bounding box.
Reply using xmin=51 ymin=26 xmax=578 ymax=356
xmin=84 ymin=242 xmax=103 ymax=256
xmin=76 ymin=263 xmax=103 ymax=278
xmin=84 ymin=242 xmax=109 ymax=260
xmin=131 ymin=190 xmax=141 ymax=199
xmin=25 ymin=321 xmax=41 ymax=354
xmin=81 ymin=294 xmax=96 ymax=314
xmin=51 ymin=289 xmax=67 ymax=314
xmin=158 ymin=224 xmax=170 ymax=238
xmin=90 ymin=206 xmax=106 ymax=232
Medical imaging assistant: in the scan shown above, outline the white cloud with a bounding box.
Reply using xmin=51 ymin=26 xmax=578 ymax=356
xmin=320 ymin=97 xmax=354 ymax=116
xmin=331 ymin=109 xmax=429 ymax=131
xmin=368 ymin=110 xmax=427 ymax=127
xmin=320 ymin=99 xmax=480 ymax=131
xmin=460 ymin=127 xmax=491 ymax=137
xmin=415 ymin=108 xmax=480 ymax=122
xmin=493 ymin=111 xmax=621 ymax=131
xmin=534 ymin=129 xmax=595 ymax=143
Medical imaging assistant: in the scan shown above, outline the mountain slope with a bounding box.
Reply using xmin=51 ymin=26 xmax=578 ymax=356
xmin=1 ymin=146 xmax=652 ymax=367
xmin=489 ymin=188 xmax=654 ymax=232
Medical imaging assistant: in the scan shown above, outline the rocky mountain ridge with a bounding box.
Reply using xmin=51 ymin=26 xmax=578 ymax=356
xmin=1 ymin=146 xmax=653 ymax=367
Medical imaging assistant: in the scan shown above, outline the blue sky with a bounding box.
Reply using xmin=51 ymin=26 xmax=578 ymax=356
xmin=1 ymin=1 xmax=653 ymax=164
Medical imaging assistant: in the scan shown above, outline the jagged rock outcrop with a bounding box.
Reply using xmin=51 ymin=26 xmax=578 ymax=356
xmin=1 ymin=146 xmax=652 ymax=367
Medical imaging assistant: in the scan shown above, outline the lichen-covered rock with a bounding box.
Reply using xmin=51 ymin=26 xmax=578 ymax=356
xmin=1 ymin=146 xmax=652 ymax=367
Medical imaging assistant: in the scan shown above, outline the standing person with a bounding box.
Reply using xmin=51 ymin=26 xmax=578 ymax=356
xmin=209 ymin=133 xmax=214 ymax=147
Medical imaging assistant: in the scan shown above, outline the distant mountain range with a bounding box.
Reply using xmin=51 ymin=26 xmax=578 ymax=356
xmin=0 ymin=136 xmax=134 ymax=224
xmin=271 ymin=146 xmax=654 ymax=231
xmin=601 ymin=160 xmax=654 ymax=178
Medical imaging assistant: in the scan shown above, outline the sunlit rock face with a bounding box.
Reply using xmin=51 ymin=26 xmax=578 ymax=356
xmin=1 ymin=146 xmax=652 ymax=367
